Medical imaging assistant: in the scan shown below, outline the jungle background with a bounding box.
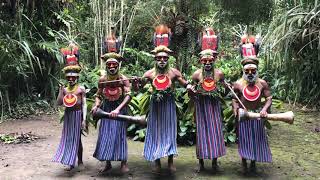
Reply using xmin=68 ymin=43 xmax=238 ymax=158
xmin=0 ymin=0 xmax=319 ymax=144
xmin=0 ymin=0 xmax=320 ymax=179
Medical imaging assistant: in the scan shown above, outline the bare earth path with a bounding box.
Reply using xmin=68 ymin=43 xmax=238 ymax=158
xmin=0 ymin=109 xmax=319 ymax=180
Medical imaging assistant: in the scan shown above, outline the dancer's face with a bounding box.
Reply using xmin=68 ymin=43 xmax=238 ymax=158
xmin=201 ymin=56 xmax=216 ymax=71
xmin=66 ymin=76 xmax=78 ymax=86
xmin=155 ymin=52 xmax=169 ymax=70
xmin=106 ymin=60 xmax=119 ymax=75
xmin=243 ymin=67 xmax=258 ymax=84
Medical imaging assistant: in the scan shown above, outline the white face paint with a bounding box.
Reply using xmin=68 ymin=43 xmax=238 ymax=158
xmin=105 ymin=59 xmax=119 ymax=75
xmin=155 ymin=52 xmax=169 ymax=70
xmin=201 ymin=56 xmax=216 ymax=72
xmin=66 ymin=76 xmax=78 ymax=86
xmin=243 ymin=66 xmax=258 ymax=84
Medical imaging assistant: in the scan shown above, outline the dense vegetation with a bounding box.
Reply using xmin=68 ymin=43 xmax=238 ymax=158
xmin=0 ymin=0 xmax=319 ymax=144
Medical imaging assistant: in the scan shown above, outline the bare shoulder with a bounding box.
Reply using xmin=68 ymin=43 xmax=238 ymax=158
xmin=193 ymin=69 xmax=202 ymax=75
xmin=233 ymin=79 xmax=242 ymax=90
xmin=214 ymin=68 xmax=224 ymax=80
xmin=170 ymin=67 xmax=182 ymax=77
xmin=120 ymin=74 xmax=131 ymax=86
xmin=144 ymin=69 xmax=154 ymax=79
xmin=79 ymin=85 xmax=86 ymax=91
xmin=120 ymin=74 xmax=128 ymax=80
xmin=192 ymin=69 xmax=202 ymax=81
xmin=99 ymin=75 xmax=107 ymax=82
xmin=258 ymin=78 xmax=269 ymax=87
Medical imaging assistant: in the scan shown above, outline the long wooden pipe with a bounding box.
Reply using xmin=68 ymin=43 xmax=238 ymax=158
xmin=93 ymin=108 xmax=146 ymax=125
xmin=238 ymin=108 xmax=294 ymax=124
xmin=99 ymin=77 xmax=143 ymax=85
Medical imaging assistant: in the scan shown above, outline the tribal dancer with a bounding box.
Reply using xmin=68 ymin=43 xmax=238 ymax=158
xmin=91 ymin=52 xmax=131 ymax=174
xmin=134 ymin=43 xmax=192 ymax=173
xmin=232 ymin=35 xmax=272 ymax=172
xmin=189 ymin=28 xmax=226 ymax=172
xmin=53 ymin=42 xmax=87 ymax=171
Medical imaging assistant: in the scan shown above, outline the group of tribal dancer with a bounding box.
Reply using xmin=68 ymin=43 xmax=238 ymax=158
xmin=52 ymin=25 xmax=276 ymax=175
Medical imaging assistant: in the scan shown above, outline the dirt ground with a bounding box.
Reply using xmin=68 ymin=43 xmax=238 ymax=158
xmin=0 ymin=108 xmax=319 ymax=180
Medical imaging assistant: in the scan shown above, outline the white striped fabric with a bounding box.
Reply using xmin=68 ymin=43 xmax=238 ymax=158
xmin=143 ymin=95 xmax=178 ymax=161
xmin=195 ymin=96 xmax=226 ymax=159
xmin=93 ymin=100 xmax=128 ymax=161
xmin=53 ymin=109 xmax=82 ymax=166
xmin=238 ymin=118 xmax=272 ymax=162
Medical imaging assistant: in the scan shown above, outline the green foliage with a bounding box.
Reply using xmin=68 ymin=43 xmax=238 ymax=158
xmin=121 ymin=48 xmax=154 ymax=77
xmin=1 ymin=0 xmax=316 ymax=147
xmin=213 ymin=0 xmax=273 ymax=26
xmin=122 ymin=47 xmax=243 ymax=144
xmin=0 ymin=134 xmax=16 ymax=144
xmin=4 ymin=97 xmax=51 ymax=120
xmin=264 ymin=0 xmax=320 ymax=106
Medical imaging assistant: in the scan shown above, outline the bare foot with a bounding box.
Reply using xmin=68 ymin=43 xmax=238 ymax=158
xmin=78 ymin=163 xmax=85 ymax=171
xmin=99 ymin=164 xmax=112 ymax=174
xmin=151 ymin=164 xmax=161 ymax=174
xmin=120 ymin=164 xmax=130 ymax=174
xmin=64 ymin=165 xmax=74 ymax=171
xmin=250 ymin=161 xmax=256 ymax=173
xmin=212 ymin=159 xmax=219 ymax=172
xmin=242 ymin=159 xmax=248 ymax=174
xmin=168 ymin=164 xmax=176 ymax=174
xmin=196 ymin=165 xmax=205 ymax=173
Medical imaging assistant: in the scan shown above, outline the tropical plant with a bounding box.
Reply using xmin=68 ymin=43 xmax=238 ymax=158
xmin=264 ymin=0 xmax=320 ymax=106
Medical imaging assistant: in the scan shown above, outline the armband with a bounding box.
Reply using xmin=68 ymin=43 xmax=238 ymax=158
xmin=184 ymin=81 xmax=191 ymax=88
xmin=94 ymin=93 xmax=102 ymax=100
xmin=266 ymin=96 xmax=272 ymax=100
xmin=124 ymin=91 xmax=132 ymax=97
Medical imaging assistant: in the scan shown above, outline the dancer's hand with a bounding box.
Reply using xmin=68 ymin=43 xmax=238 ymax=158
xmin=81 ymin=121 xmax=87 ymax=130
xmin=186 ymin=84 xmax=196 ymax=96
xmin=58 ymin=85 xmax=64 ymax=94
xmin=91 ymin=105 xmax=99 ymax=114
xmin=260 ymin=110 xmax=268 ymax=118
xmin=110 ymin=109 xmax=120 ymax=118
xmin=233 ymin=108 xmax=240 ymax=118
xmin=186 ymin=84 xmax=195 ymax=92
xmin=132 ymin=76 xmax=141 ymax=90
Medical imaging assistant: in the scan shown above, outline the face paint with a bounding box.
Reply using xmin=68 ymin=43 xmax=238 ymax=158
xmin=106 ymin=61 xmax=119 ymax=75
xmin=201 ymin=56 xmax=216 ymax=72
xmin=66 ymin=76 xmax=78 ymax=86
xmin=243 ymin=67 xmax=258 ymax=84
xmin=155 ymin=52 xmax=169 ymax=70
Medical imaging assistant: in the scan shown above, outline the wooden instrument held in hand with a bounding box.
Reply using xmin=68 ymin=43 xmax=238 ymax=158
xmin=98 ymin=77 xmax=143 ymax=88
xmin=238 ymin=108 xmax=294 ymax=124
xmin=93 ymin=108 xmax=147 ymax=125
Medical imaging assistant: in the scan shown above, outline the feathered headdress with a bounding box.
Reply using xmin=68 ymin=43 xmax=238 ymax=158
xmin=61 ymin=43 xmax=81 ymax=76
xmin=240 ymin=34 xmax=261 ymax=58
xmin=153 ymin=24 xmax=172 ymax=47
xmin=199 ymin=27 xmax=219 ymax=52
xmin=101 ymin=52 xmax=124 ymax=63
xmin=104 ymin=34 xmax=121 ymax=53
xmin=197 ymin=27 xmax=219 ymax=62
xmin=151 ymin=24 xmax=173 ymax=59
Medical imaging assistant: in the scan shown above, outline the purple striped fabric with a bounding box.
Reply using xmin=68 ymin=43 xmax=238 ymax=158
xmin=195 ymin=96 xmax=226 ymax=159
xmin=238 ymin=118 xmax=272 ymax=162
xmin=143 ymin=95 xmax=178 ymax=161
xmin=93 ymin=100 xmax=128 ymax=161
xmin=53 ymin=109 xmax=82 ymax=166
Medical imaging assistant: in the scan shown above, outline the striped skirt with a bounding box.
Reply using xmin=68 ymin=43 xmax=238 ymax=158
xmin=143 ymin=95 xmax=178 ymax=161
xmin=53 ymin=109 xmax=82 ymax=166
xmin=93 ymin=100 xmax=128 ymax=161
xmin=238 ymin=118 xmax=272 ymax=162
xmin=195 ymin=96 xmax=226 ymax=159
